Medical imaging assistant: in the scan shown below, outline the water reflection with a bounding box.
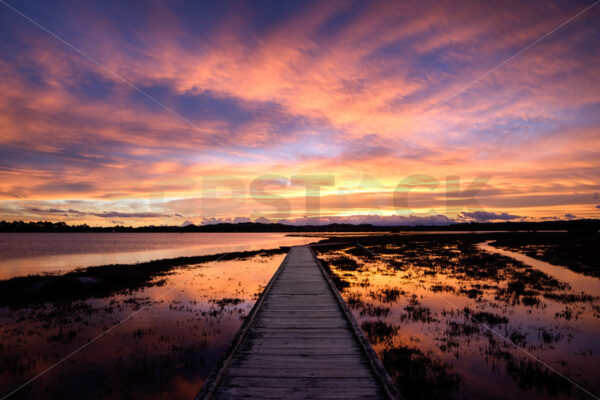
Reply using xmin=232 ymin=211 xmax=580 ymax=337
xmin=0 ymin=253 xmax=283 ymax=399
xmin=0 ymin=233 xmax=315 ymax=279
xmin=315 ymin=237 xmax=600 ymax=400
xmin=478 ymin=241 xmax=600 ymax=297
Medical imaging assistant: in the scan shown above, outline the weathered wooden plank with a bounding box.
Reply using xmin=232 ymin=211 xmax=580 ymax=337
xmin=260 ymin=302 xmax=340 ymax=309
xmin=241 ymin=337 xmax=358 ymax=347
xmin=261 ymin=302 xmax=340 ymax=308
xmin=233 ymin=353 xmax=366 ymax=363
xmin=252 ymin=324 xmax=349 ymax=330
xmin=226 ymin=367 xmax=374 ymax=378
xmin=241 ymin=341 xmax=358 ymax=349
xmin=230 ymin=360 xmax=369 ymax=371
xmin=249 ymin=327 xmax=352 ymax=333
xmin=214 ymin=385 xmax=383 ymax=399
xmin=253 ymin=319 xmax=348 ymax=329
xmin=257 ymin=307 xmax=342 ymax=313
xmin=262 ymin=297 xmax=338 ymax=302
xmin=246 ymin=334 xmax=356 ymax=343
xmin=271 ymin=282 xmax=329 ymax=287
xmin=268 ymin=292 xmax=332 ymax=296
xmin=238 ymin=347 xmax=361 ymax=355
xmin=258 ymin=310 xmax=343 ymax=317
xmin=268 ymin=288 xmax=331 ymax=292
xmin=246 ymin=336 xmax=355 ymax=344
xmin=254 ymin=316 xmax=348 ymax=322
xmin=222 ymin=376 xmax=380 ymax=389
xmin=265 ymin=294 xmax=336 ymax=298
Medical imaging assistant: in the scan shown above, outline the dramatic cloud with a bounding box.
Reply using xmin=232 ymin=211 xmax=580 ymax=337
xmin=23 ymin=206 xmax=171 ymax=219
xmin=89 ymin=211 xmax=169 ymax=219
xmin=1 ymin=0 xmax=599 ymax=225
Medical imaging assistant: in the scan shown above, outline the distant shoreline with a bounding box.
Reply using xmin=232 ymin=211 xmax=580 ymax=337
xmin=1 ymin=219 xmax=598 ymax=233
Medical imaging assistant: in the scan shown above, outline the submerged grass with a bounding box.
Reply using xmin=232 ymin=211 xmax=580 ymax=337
xmin=381 ymin=345 xmax=462 ymax=400
xmin=360 ymin=320 xmax=398 ymax=344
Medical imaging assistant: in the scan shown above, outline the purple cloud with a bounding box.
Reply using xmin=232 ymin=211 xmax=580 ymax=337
xmin=460 ymin=211 xmax=521 ymax=222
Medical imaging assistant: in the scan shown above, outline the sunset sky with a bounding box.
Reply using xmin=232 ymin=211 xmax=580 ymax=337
xmin=1 ymin=0 xmax=599 ymax=226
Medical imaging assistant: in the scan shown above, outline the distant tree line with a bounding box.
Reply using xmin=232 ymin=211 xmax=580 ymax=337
xmin=0 ymin=219 xmax=598 ymax=233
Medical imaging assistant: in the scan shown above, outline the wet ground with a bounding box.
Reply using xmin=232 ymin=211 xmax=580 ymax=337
xmin=0 ymin=251 xmax=283 ymax=399
xmin=315 ymin=234 xmax=600 ymax=400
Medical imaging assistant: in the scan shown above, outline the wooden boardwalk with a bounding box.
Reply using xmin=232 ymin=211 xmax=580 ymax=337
xmin=196 ymin=245 xmax=401 ymax=399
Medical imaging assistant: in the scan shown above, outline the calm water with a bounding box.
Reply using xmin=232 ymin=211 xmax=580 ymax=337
xmin=0 ymin=233 xmax=316 ymax=279
xmin=0 ymin=253 xmax=284 ymax=399
xmin=479 ymin=241 xmax=600 ymax=297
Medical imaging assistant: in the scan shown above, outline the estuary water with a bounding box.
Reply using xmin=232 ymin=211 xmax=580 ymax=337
xmin=0 ymin=232 xmax=317 ymax=279
xmin=478 ymin=240 xmax=600 ymax=297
